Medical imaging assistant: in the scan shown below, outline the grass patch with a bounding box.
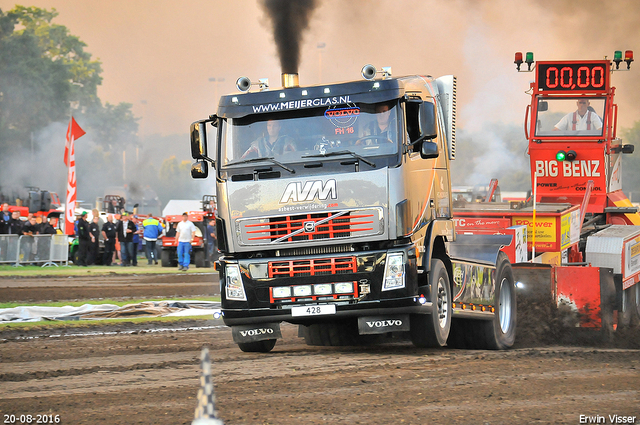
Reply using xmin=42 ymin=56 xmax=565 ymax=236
xmin=0 ymin=314 xmax=220 ymax=331
xmin=0 ymin=296 xmax=220 ymax=309
xmin=0 ymin=264 xmax=215 ymax=277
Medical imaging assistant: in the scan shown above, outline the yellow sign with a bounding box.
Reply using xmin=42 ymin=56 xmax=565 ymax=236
xmin=511 ymin=216 xmax=556 ymax=248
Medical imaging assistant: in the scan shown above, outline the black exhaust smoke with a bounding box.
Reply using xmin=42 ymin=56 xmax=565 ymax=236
xmin=261 ymin=0 xmax=318 ymax=74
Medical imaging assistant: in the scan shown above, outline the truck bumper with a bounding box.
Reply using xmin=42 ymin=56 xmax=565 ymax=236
xmin=222 ymin=298 xmax=432 ymax=326
xmin=220 ymin=246 xmax=431 ymax=326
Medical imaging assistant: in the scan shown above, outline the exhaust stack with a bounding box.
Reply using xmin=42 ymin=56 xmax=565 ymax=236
xmin=281 ymin=73 xmax=299 ymax=88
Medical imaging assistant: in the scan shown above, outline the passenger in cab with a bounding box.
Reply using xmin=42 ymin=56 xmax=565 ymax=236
xmin=359 ymin=103 xmax=396 ymax=144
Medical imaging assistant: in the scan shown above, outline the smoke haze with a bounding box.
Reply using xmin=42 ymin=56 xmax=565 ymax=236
xmin=261 ymin=0 xmax=318 ymax=74
xmin=0 ymin=0 xmax=637 ymax=201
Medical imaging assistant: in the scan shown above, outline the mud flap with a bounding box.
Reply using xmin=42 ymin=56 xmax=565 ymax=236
xmin=231 ymin=323 xmax=282 ymax=343
xmin=358 ymin=315 xmax=410 ymax=335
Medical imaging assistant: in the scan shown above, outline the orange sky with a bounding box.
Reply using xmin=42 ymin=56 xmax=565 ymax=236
xmin=1 ymin=0 xmax=638 ymax=136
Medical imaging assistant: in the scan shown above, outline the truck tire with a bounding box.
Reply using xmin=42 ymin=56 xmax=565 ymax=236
xmin=161 ymin=249 xmax=172 ymax=267
xmin=475 ymin=252 xmax=517 ymax=349
xmin=447 ymin=318 xmax=473 ymax=349
xmin=410 ymin=258 xmax=451 ymax=348
xmin=194 ymin=250 xmax=205 ymax=268
xmin=237 ymin=339 xmax=277 ymax=353
xmin=302 ymin=321 xmax=358 ymax=346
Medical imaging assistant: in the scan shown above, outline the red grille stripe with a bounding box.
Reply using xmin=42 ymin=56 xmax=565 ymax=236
xmin=244 ymin=213 xmax=374 ymax=228
xmin=245 ymin=212 xmax=374 ymax=241
xmin=268 ymin=257 xmax=356 ymax=278
xmin=248 ymin=225 xmax=373 ymax=241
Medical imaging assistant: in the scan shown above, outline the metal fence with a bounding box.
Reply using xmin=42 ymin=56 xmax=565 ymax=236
xmin=0 ymin=234 xmax=69 ymax=267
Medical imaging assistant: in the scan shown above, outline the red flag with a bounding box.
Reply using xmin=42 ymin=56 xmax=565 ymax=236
xmin=64 ymin=116 xmax=85 ymax=235
xmin=64 ymin=116 xmax=85 ymax=166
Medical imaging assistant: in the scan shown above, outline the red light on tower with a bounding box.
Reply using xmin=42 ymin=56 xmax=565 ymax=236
xmin=514 ymin=52 xmax=523 ymax=71
xmin=625 ymin=50 xmax=634 ymax=69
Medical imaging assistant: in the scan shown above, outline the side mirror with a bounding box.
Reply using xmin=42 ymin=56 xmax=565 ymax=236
xmin=538 ymin=100 xmax=548 ymax=112
xmin=420 ymin=141 xmax=439 ymax=159
xmin=191 ymin=161 xmax=209 ymax=179
xmin=418 ymin=102 xmax=437 ymax=140
xmin=406 ymin=99 xmax=437 ymax=144
xmin=190 ymin=121 xmax=207 ymax=160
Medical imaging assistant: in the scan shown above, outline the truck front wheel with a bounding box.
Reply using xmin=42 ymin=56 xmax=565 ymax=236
xmin=410 ymin=258 xmax=451 ymax=348
xmin=237 ymin=339 xmax=277 ymax=353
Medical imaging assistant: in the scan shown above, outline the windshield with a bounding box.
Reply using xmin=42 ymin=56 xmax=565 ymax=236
xmin=535 ymin=97 xmax=605 ymax=137
xmin=220 ymin=101 xmax=400 ymax=167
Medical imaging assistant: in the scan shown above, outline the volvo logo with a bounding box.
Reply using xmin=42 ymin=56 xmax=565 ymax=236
xmin=366 ymin=320 xmax=403 ymax=328
xmin=303 ymin=221 xmax=316 ymax=233
xmin=239 ymin=328 xmax=274 ymax=337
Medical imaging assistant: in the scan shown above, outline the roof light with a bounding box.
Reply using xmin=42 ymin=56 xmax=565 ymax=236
xmin=614 ymin=50 xmax=623 ymax=69
xmin=301 ymin=89 xmax=308 ymax=95
xmin=525 ymin=52 xmax=534 ymax=71
xmin=279 ymin=92 xmax=285 ymax=98
xmin=323 ymin=87 xmax=330 ymax=94
xmin=625 ymin=50 xmax=634 ymax=69
xmin=514 ymin=52 xmax=523 ymax=71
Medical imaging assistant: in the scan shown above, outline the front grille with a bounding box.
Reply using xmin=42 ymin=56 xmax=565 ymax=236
xmin=237 ymin=208 xmax=382 ymax=246
xmin=268 ymin=257 xmax=356 ymax=278
xmin=279 ymin=244 xmax=353 ymax=257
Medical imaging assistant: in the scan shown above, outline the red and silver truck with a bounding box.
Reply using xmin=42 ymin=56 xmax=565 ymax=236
xmin=453 ymin=51 xmax=640 ymax=335
xmin=189 ymin=66 xmax=517 ymax=352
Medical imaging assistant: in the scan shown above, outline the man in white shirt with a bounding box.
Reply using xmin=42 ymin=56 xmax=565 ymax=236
xmin=554 ymin=99 xmax=603 ymax=132
xmin=176 ymin=212 xmax=197 ymax=271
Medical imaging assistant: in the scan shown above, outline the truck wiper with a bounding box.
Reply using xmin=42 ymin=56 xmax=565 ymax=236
xmin=302 ymin=150 xmax=375 ymax=168
xmin=225 ymin=157 xmax=295 ymax=174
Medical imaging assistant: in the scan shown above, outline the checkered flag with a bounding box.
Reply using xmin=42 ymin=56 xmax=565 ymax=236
xmin=192 ymin=347 xmax=224 ymax=425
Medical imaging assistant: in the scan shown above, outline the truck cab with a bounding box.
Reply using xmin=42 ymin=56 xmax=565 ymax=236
xmin=190 ymin=68 xmax=516 ymax=352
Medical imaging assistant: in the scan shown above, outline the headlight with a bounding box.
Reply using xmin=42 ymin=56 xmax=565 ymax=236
xmin=225 ymin=264 xmax=247 ymax=301
xmin=293 ymin=285 xmax=312 ymax=297
xmin=272 ymin=286 xmax=292 ymax=298
xmin=334 ymin=282 xmax=354 ymax=294
xmin=314 ymin=284 xmax=333 ymax=295
xmin=382 ymin=252 xmax=405 ymax=291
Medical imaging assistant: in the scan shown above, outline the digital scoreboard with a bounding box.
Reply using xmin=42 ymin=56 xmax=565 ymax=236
xmin=536 ymin=61 xmax=610 ymax=92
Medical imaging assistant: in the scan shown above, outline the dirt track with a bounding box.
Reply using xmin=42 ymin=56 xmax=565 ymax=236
xmin=1 ymin=274 xmax=639 ymax=424
xmin=0 ymin=272 xmax=218 ymax=302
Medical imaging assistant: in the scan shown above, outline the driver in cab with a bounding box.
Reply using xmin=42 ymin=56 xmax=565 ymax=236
xmin=241 ymin=120 xmax=295 ymax=159
xmin=553 ymin=99 xmax=602 ymax=132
